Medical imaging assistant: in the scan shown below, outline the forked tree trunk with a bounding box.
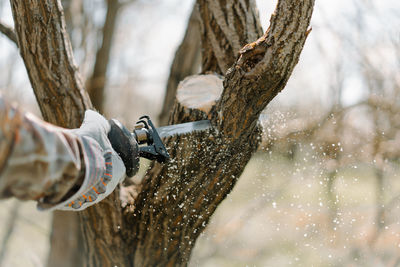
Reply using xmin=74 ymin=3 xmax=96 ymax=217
xmin=8 ymin=0 xmax=315 ymax=266
xmin=10 ymin=0 xmax=91 ymax=127
xmin=126 ymin=1 xmax=314 ymax=264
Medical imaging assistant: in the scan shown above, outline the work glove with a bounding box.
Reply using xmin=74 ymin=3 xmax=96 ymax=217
xmin=47 ymin=110 xmax=138 ymax=211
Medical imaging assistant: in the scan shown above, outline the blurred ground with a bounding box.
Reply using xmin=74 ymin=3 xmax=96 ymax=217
xmin=1 ymin=150 xmax=400 ymax=266
xmin=190 ymin=152 xmax=400 ymax=267
xmin=0 ymin=200 xmax=51 ymax=267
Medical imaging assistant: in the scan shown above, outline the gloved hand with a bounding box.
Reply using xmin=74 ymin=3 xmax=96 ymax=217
xmin=108 ymin=119 xmax=140 ymax=177
xmin=48 ymin=110 xmax=129 ymax=211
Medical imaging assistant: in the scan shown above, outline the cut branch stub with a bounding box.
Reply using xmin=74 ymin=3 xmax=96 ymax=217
xmin=174 ymin=74 xmax=223 ymax=117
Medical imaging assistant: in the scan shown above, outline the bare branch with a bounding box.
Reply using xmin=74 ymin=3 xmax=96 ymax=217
xmin=86 ymin=0 xmax=121 ymax=113
xmin=0 ymin=21 xmax=18 ymax=46
xmin=159 ymin=4 xmax=202 ymax=125
xmin=128 ymin=1 xmax=315 ymax=265
xmin=216 ymin=0 xmax=315 ymax=138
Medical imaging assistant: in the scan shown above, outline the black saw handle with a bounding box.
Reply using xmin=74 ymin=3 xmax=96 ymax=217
xmin=108 ymin=116 xmax=170 ymax=177
xmin=133 ymin=116 xmax=170 ymax=163
xmin=108 ymin=119 xmax=140 ymax=177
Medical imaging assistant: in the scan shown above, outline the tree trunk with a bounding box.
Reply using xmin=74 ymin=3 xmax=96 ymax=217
xmin=9 ymin=0 xmax=315 ymax=266
xmin=9 ymin=1 xmax=91 ymax=266
xmin=126 ymin=1 xmax=314 ymax=265
xmin=198 ymin=0 xmax=263 ymax=75
xmin=0 ymin=201 xmax=19 ymax=265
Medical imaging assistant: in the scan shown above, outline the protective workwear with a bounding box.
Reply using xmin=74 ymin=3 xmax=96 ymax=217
xmin=0 ymin=96 xmax=126 ymax=211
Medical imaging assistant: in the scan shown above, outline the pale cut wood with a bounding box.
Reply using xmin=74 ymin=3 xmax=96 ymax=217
xmin=176 ymin=74 xmax=223 ymax=114
xmin=10 ymin=0 xmax=91 ymax=128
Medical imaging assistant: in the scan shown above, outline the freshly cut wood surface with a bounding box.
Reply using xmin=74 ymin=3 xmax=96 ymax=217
xmin=176 ymin=74 xmax=223 ymax=114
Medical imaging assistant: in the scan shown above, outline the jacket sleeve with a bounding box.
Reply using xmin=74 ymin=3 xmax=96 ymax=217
xmin=0 ymin=96 xmax=104 ymax=209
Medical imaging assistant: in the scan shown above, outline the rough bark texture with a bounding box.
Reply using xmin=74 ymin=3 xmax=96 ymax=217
xmin=10 ymin=0 xmax=91 ymax=128
xmin=9 ymin=0 xmax=314 ymax=266
xmin=86 ymin=0 xmax=120 ymax=113
xmin=9 ymin=1 xmax=91 ymax=266
xmin=159 ymin=4 xmax=202 ymax=125
xmin=198 ymin=0 xmax=263 ymax=74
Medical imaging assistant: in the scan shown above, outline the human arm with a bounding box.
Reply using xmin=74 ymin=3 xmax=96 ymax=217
xmin=0 ymin=96 xmax=128 ymax=211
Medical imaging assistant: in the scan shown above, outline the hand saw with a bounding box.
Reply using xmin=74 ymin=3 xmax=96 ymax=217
xmin=108 ymin=116 xmax=211 ymax=176
xmin=132 ymin=115 xmax=211 ymax=161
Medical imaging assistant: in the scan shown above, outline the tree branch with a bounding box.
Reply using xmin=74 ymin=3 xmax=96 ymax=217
xmin=198 ymin=0 xmax=263 ymax=74
xmin=215 ymin=0 xmax=315 ymax=138
xmin=0 ymin=21 xmax=18 ymax=46
xmin=159 ymin=3 xmax=202 ymax=125
xmin=86 ymin=0 xmax=121 ymax=113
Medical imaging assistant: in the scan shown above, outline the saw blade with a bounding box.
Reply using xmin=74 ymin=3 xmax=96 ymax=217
xmin=156 ymin=120 xmax=212 ymax=138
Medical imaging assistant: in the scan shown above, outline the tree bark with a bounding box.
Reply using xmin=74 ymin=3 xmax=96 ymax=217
xmin=9 ymin=0 xmax=315 ymax=266
xmin=9 ymin=1 xmax=91 ymax=266
xmin=198 ymin=0 xmax=263 ymax=74
xmin=159 ymin=4 xmax=202 ymax=125
xmin=10 ymin=0 xmax=91 ymax=128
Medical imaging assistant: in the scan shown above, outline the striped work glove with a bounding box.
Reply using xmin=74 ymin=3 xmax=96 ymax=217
xmin=47 ymin=110 xmax=130 ymax=211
